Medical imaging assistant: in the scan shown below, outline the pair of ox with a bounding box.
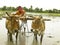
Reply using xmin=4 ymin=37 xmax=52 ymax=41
xmin=5 ymin=13 xmax=46 ymax=45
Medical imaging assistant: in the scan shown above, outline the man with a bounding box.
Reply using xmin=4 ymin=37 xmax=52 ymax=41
xmin=12 ymin=6 xmax=25 ymax=17
xmin=12 ymin=6 xmax=28 ymax=33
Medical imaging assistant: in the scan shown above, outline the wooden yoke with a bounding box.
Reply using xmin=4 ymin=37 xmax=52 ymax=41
xmin=2 ymin=12 xmax=51 ymax=21
xmin=43 ymin=19 xmax=51 ymax=21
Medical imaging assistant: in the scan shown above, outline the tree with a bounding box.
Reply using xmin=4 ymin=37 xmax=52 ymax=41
xmin=53 ymin=9 xmax=58 ymax=13
xmin=48 ymin=10 xmax=53 ymax=13
xmin=44 ymin=10 xmax=49 ymax=13
xmin=40 ymin=8 xmax=43 ymax=12
xmin=2 ymin=6 xmax=6 ymax=10
xmin=34 ymin=7 xmax=39 ymax=12
xmin=29 ymin=5 xmax=33 ymax=12
xmin=6 ymin=7 xmax=11 ymax=11
xmin=11 ymin=7 xmax=16 ymax=11
xmin=23 ymin=7 xmax=28 ymax=11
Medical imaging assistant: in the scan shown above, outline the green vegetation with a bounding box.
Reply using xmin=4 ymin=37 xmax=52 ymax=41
xmin=0 ymin=6 xmax=60 ymax=16
xmin=0 ymin=10 xmax=14 ymax=17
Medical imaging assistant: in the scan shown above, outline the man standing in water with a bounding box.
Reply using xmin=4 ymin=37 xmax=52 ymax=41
xmin=12 ymin=6 xmax=28 ymax=33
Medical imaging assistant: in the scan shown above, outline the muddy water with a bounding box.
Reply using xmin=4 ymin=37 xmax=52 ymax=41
xmin=0 ymin=16 xmax=60 ymax=45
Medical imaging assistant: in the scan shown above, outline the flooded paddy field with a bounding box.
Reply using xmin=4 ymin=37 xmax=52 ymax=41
xmin=0 ymin=16 xmax=60 ymax=45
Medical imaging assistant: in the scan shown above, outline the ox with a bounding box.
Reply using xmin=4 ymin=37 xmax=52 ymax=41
xmin=5 ymin=14 xmax=20 ymax=41
xmin=31 ymin=15 xmax=45 ymax=45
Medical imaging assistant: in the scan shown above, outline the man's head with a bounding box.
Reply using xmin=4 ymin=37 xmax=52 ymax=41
xmin=17 ymin=6 xmax=23 ymax=11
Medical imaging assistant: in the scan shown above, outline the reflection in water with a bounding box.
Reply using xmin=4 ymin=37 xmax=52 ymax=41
xmin=6 ymin=35 xmax=15 ymax=45
xmin=6 ymin=41 xmax=15 ymax=45
xmin=1 ymin=16 xmax=60 ymax=45
xmin=32 ymin=36 xmax=39 ymax=45
xmin=6 ymin=33 xmax=26 ymax=45
xmin=19 ymin=32 xmax=26 ymax=45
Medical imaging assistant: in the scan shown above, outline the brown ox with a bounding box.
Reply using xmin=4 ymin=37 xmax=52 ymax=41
xmin=31 ymin=16 xmax=45 ymax=45
xmin=6 ymin=15 xmax=20 ymax=41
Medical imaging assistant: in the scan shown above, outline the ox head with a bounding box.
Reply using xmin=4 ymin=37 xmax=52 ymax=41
xmin=33 ymin=15 xmax=42 ymax=21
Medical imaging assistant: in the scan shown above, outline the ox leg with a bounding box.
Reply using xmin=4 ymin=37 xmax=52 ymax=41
xmin=7 ymin=30 xmax=9 ymax=35
xmin=34 ymin=34 xmax=37 ymax=41
xmin=16 ymin=31 xmax=18 ymax=41
xmin=9 ymin=33 xmax=12 ymax=41
xmin=40 ymin=34 xmax=43 ymax=45
xmin=8 ymin=30 xmax=9 ymax=34
xmin=34 ymin=30 xmax=38 ymax=41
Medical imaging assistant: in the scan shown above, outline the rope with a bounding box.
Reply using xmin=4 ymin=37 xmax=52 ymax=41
xmin=21 ymin=32 xmax=33 ymax=37
xmin=25 ymin=32 xmax=33 ymax=37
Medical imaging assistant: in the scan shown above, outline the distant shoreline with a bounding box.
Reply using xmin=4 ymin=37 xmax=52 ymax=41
xmin=0 ymin=11 xmax=60 ymax=17
xmin=26 ymin=12 xmax=60 ymax=17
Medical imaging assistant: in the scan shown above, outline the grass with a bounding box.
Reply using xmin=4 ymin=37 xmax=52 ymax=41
xmin=0 ymin=10 xmax=14 ymax=17
xmin=0 ymin=11 xmax=60 ymax=17
xmin=26 ymin=12 xmax=60 ymax=16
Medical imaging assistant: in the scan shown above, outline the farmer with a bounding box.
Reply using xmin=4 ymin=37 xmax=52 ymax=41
xmin=11 ymin=6 xmax=28 ymax=33
xmin=11 ymin=6 xmax=25 ymax=16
